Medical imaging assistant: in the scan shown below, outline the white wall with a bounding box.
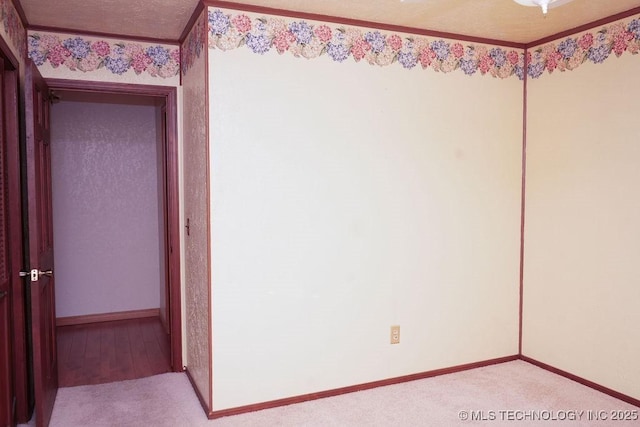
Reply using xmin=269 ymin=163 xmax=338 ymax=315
xmin=524 ymin=51 xmax=640 ymax=400
xmin=51 ymin=101 xmax=163 ymax=317
xmin=209 ymin=44 xmax=523 ymax=410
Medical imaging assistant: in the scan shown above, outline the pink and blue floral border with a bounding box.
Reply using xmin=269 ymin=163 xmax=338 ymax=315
xmin=28 ymin=33 xmax=180 ymax=78
xmin=527 ymin=17 xmax=640 ymax=78
xmin=181 ymin=9 xmax=206 ymax=76
xmin=0 ymin=0 xmax=26 ymax=61
xmin=208 ymin=9 xmax=526 ymax=80
xmin=208 ymin=8 xmax=640 ymax=81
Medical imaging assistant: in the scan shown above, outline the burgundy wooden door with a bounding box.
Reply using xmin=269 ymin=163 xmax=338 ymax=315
xmin=25 ymin=62 xmax=58 ymax=427
xmin=0 ymin=55 xmax=14 ymax=427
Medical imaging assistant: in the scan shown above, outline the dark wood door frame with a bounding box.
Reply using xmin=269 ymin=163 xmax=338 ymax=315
xmin=44 ymin=78 xmax=183 ymax=372
xmin=0 ymin=56 xmax=10 ymax=427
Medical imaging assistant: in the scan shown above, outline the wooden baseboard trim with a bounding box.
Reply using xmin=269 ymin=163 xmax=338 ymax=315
xmin=56 ymin=308 xmax=160 ymax=326
xmin=520 ymin=355 xmax=640 ymax=408
xmin=186 ymin=367 xmax=214 ymax=418
xmin=210 ymin=354 xmax=519 ymax=419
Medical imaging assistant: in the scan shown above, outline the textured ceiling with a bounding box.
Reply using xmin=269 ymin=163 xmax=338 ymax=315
xmin=19 ymin=0 xmax=200 ymax=41
xmin=18 ymin=0 xmax=640 ymax=44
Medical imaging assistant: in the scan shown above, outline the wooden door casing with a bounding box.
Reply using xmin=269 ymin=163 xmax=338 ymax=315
xmin=0 ymin=55 xmax=13 ymax=427
xmin=25 ymin=63 xmax=58 ymax=427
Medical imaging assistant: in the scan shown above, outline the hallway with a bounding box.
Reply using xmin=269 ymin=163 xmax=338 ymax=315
xmin=57 ymin=317 xmax=170 ymax=387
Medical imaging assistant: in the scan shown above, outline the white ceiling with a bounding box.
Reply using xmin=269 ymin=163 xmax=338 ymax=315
xmin=18 ymin=0 xmax=640 ymax=44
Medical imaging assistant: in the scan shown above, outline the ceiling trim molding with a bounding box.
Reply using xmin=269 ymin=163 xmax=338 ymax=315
xmin=526 ymin=6 xmax=640 ymax=47
xmin=26 ymin=25 xmax=180 ymax=46
xmin=203 ymin=0 xmax=526 ymax=49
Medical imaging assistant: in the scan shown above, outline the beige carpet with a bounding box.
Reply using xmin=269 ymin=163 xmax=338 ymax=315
xmin=20 ymin=360 xmax=639 ymax=426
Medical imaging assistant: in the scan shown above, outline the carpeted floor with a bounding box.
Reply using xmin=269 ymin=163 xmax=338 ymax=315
xmin=20 ymin=360 xmax=639 ymax=426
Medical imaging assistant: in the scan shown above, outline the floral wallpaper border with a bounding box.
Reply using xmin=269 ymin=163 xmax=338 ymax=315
xmin=11 ymin=6 xmax=639 ymax=82
xmin=208 ymin=8 xmax=526 ymax=80
xmin=208 ymin=8 xmax=640 ymax=80
xmin=0 ymin=0 xmax=26 ymax=61
xmin=181 ymin=9 xmax=206 ymax=76
xmin=527 ymin=17 xmax=640 ymax=78
xmin=28 ymin=32 xmax=180 ymax=78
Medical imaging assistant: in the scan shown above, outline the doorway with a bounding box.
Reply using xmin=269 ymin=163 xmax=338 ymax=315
xmin=7 ymin=77 xmax=182 ymax=425
xmin=45 ymin=80 xmax=182 ymax=380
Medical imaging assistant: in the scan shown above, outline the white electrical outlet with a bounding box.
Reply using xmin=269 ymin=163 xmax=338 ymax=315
xmin=390 ymin=325 xmax=400 ymax=344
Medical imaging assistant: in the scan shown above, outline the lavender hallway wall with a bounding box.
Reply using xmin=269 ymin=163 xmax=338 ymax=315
xmin=51 ymin=100 xmax=165 ymax=318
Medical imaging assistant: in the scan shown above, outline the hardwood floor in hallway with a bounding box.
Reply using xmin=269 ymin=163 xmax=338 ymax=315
xmin=57 ymin=317 xmax=171 ymax=387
